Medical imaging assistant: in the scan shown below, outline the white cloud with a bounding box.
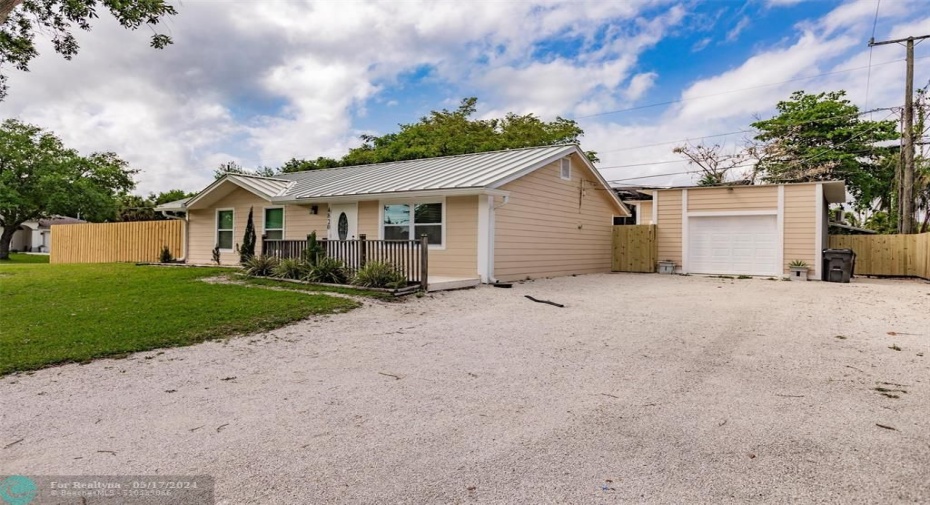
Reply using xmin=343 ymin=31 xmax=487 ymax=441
xmin=726 ymin=16 xmax=751 ymax=42
xmin=1 ymin=0 xmax=682 ymax=193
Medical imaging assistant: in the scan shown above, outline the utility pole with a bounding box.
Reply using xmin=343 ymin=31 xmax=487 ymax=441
xmin=870 ymin=34 xmax=930 ymax=233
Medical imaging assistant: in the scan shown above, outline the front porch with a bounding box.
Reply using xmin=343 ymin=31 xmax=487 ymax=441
xmin=262 ymin=235 xmax=479 ymax=292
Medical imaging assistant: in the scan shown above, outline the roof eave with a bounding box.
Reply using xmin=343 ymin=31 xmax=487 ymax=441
xmin=185 ymin=175 xmax=275 ymax=210
xmin=272 ymin=187 xmax=510 ymax=205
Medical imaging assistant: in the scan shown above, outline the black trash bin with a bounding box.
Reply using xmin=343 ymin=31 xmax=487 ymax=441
xmin=822 ymin=249 xmax=856 ymax=283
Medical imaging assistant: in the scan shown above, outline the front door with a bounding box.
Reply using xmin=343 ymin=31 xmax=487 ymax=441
xmin=328 ymin=203 xmax=358 ymax=241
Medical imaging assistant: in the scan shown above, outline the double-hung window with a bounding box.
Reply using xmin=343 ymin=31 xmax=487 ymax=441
xmin=216 ymin=210 xmax=234 ymax=250
xmin=382 ymin=202 xmax=443 ymax=245
xmin=264 ymin=208 xmax=284 ymax=240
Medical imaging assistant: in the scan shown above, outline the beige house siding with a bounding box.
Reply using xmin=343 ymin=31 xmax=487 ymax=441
xmin=188 ymin=187 xmax=327 ymax=265
xmin=285 ymin=203 xmax=328 ymax=240
xmin=432 ymin=196 xmax=478 ymax=277
xmin=637 ymin=201 xmax=654 ymax=224
xmin=493 ymin=154 xmax=619 ymax=281
xmin=355 ymin=198 xmax=478 ymax=278
xmin=656 ymin=189 xmax=682 ymax=267
xmin=687 ymin=186 xmax=777 ymax=211
xmin=783 ymin=184 xmax=817 ymax=274
xmin=357 ymin=201 xmax=379 ymax=239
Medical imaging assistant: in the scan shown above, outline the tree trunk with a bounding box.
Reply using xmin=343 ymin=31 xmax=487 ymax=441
xmin=0 ymin=0 xmax=24 ymax=25
xmin=0 ymin=225 xmax=18 ymax=260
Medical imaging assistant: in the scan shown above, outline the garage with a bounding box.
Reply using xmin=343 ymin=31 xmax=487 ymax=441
xmin=687 ymin=215 xmax=779 ymax=276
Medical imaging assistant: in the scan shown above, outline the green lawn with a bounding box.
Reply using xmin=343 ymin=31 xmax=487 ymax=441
xmin=0 ymin=263 xmax=359 ymax=374
xmin=3 ymin=253 xmax=50 ymax=263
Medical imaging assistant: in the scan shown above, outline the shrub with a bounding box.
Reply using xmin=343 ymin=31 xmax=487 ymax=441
xmin=211 ymin=246 xmax=221 ymax=265
xmin=306 ymin=257 xmax=348 ymax=284
xmin=240 ymin=207 xmax=256 ymax=264
xmin=302 ymin=231 xmax=325 ymax=266
xmin=351 ymin=261 xmax=407 ymax=289
xmin=159 ymin=245 xmax=174 ymax=263
xmin=243 ymin=254 xmax=278 ymax=277
xmin=273 ymin=258 xmax=308 ymax=280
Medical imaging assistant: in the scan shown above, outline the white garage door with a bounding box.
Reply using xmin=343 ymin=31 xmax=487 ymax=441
xmin=688 ymin=215 xmax=778 ymax=276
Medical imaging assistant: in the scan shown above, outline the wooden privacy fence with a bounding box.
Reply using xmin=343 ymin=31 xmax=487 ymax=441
xmin=51 ymin=220 xmax=183 ymax=264
xmin=828 ymin=233 xmax=929 ymax=279
xmin=263 ymin=234 xmax=429 ymax=290
xmin=611 ymin=225 xmax=657 ymax=273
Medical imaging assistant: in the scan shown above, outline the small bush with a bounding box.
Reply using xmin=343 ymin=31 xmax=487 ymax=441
xmin=159 ymin=245 xmax=174 ymax=263
xmin=351 ymin=261 xmax=407 ymax=289
xmin=306 ymin=257 xmax=348 ymax=284
xmin=243 ymin=254 xmax=279 ymax=277
xmin=273 ymin=258 xmax=308 ymax=280
xmin=302 ymin=231 xmax=325 ymax=266
xmin=211 ymin=246 xmax=221 ymax=265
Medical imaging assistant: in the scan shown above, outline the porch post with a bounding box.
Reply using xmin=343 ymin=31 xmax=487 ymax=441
xmin=419 ymin=234 xmax=429 ymax=291
xmin=359 ymin=234 xmax=367 ymax=268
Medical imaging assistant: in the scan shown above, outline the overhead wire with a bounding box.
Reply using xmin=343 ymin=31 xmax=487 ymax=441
xmin=864 ymin=0 xmax=882 ymax=118
xmin=608 ymin=110 xmax=900 ymax=185
xmin=597 ymin=106 xmax=899 ymax=170
xmin=574 ymin=55 xmax=929 ymax=120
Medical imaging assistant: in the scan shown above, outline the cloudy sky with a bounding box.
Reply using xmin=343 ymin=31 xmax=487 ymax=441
xmin=2 ymin=0 xmax=929 ymax=195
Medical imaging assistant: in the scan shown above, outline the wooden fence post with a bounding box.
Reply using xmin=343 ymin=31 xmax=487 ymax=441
xmin=419 ymin=234 xmax=429 ymax=291
xmin=359 ymin=233 xmax=367 ymax=268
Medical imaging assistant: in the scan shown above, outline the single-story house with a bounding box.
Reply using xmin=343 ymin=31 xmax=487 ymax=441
xmin=158 ymin=145 xmax=631 ymax=284
xmin=8 ymin=216 xmax=85 ymax=253
xmin=625 ymin=181 xmax=845 ymax=279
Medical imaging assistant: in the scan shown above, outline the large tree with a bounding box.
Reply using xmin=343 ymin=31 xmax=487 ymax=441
xmin=213 ymin=98 xmax=595 ymax=180
xmin=0 ymin=0 xmax=176 ymax=100
xmin=0 ymin=119 xmax=136 ymax=258
xmin=751 ymin=90 xmax=899 ymax=209
xmin=342 ymin=97 xmax=596 ymax=165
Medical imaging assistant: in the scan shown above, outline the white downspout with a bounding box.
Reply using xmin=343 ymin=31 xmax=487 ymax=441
xmin=160 ymin=211 xmax=188 ymax=262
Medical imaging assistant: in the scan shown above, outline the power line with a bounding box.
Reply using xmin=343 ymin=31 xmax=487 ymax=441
xmin=576 ymin=55 xmax=930 ymax=120
xmin=596 ymin=106 xmax=899 ymax=168
xmin=597 ymin=129 xmax=752 ymax=154
xmin=606 ymin=110 xmax=899 ymax=185
xmin=864 ymin=0 xmax=882 ymax=117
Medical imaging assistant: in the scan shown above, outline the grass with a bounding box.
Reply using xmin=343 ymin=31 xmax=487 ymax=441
xmin=231 ymin=273 xmax=398 ymax=301
xmin=0 ymin=263 xmax=359 ymax=375
xmin=2 ymin=253 xmax=50 ymax=264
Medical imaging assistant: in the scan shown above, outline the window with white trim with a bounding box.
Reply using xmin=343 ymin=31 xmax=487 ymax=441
xmin=216 ymin=210 xmax=234 ymax=250
xmin=560 ymin=158 xmax=572 ymax=180
xmin=264 ymin=207 xmax=284 ymax=240
xmin=383 ymin=202 xmax=443 ymax=245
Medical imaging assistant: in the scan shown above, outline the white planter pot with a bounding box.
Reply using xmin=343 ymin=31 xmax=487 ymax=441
xmin=789 ymin=267 xmax=809 ymax=281
xmin=658 ymin=261 xmax=676 ymax=274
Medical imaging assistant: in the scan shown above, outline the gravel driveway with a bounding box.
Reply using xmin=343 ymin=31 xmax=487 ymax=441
xmin=2 ymin=273 xmax=929 ymax=503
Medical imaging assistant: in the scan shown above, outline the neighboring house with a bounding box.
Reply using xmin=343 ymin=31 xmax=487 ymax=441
xmin=625 ymin=181 xmax=845 ymax=279
xmin=8 ymin=216 xmax=86 ymax=253
xmin=157 ymin=145 xmax=630 ymax=283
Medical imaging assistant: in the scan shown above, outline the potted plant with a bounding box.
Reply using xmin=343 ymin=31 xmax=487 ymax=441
xmin=657 ymin=259 xmax=676 ymax=274
xmin=788 ymin=260 xmax=809 ymax=281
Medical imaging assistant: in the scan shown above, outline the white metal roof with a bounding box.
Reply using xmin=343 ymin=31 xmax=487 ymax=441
xmin=179 ymin=145 xmax=629 ymax=214
xmin=274 ymin=145 xmax=577 ymax=199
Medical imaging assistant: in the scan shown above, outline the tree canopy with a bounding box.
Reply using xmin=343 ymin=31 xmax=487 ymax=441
xmin=0 ymin=0 xmax=177 ymax=100
xmin=342 ymin=97 xmax=595 ymax=165
xmin=0 ymin=118 xmax=136 ymax=258
xmin=751 ymin=90 xmax=899 ymax=207
xmin=116 ymin=189 xmax=196 ymax=221
xmin=214 ymin=97 xmax=595 ymax=180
